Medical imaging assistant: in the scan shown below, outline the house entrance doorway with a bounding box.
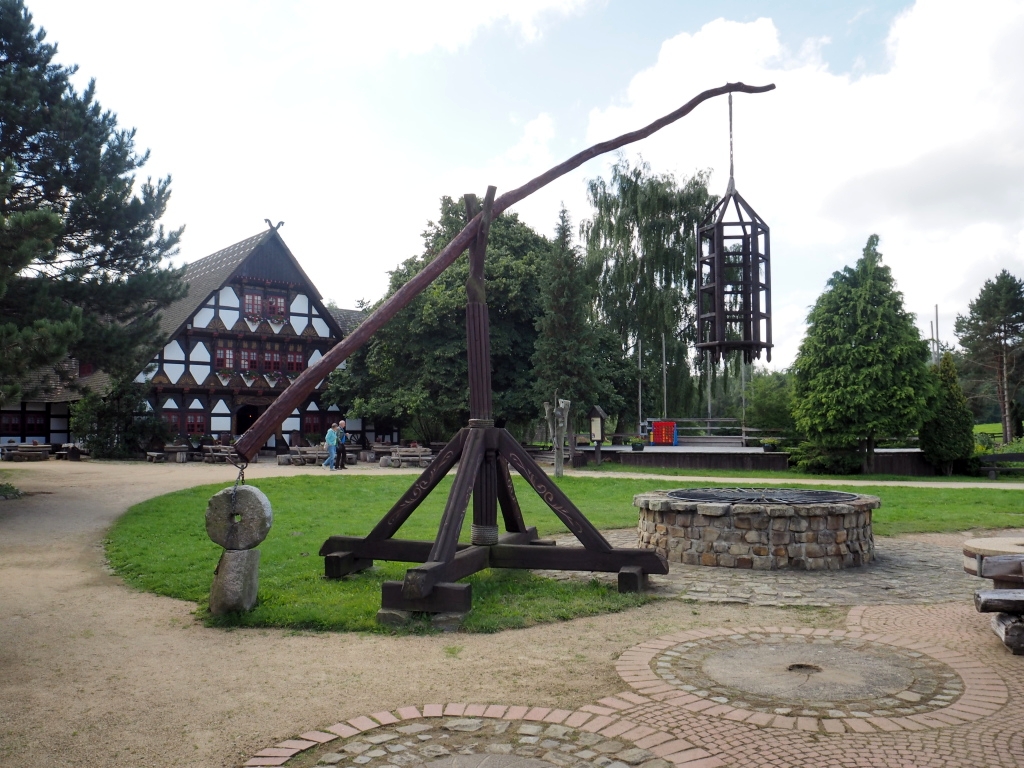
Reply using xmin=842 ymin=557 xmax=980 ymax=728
xmin=236 ymin=405 xmax=260 ymax=435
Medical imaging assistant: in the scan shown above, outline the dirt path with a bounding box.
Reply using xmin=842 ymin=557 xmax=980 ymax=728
xmin=0 ymin=460 xmax=1006 ymax=768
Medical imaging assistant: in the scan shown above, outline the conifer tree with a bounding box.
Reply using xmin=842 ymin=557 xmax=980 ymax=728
xmin=792 ymin=235 xmax=930 ymax=473
xmin=532 ymin=207 xmax=625 ymax=436
xmin=919 ymin=352 xmax=975 ymax=475
xmin=0 ymin=0 xmax=185 ymax=404
xmin=954 ymin=270 xmax=1024 ymax=444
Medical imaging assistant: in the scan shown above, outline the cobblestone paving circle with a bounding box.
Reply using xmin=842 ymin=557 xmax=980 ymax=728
xmin=616 ymin=625 xmax=1008 ymax=735
xmin=651 ymin=632 xmax=962 ymax=725
xmin=242 ymin=703 xmax=719 ymax=768
xmin=538 ymin=530 xmax=979 ymax=606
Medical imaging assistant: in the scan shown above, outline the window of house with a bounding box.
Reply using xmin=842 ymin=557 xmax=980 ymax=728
xmin=244 ymin=292 xmax=263 ymax=317
xmin=237 ymin=348 xmax=258 ymax=372
xmin=78 ymin=362 xmax=94 ymax=377
xmin=161 ymin=412 xmax=182 ymax=433
xmin=263 ymin=352 xmax=281 ymax=371
xmin=185 ymin=413 xmax=206 ymax=434
xmin=286 ymin=346 xmax=305 ymax=372
xmin=25 ymin=413 xmax=46 ymax=433
xmin=267 ymin=295 xmax=286 ymax=318
xmin=1 ymin=413 xmax=21 ymax=433
xmin=215 ymin=341 xmax=234 ymax=370
xmin=303 ymin=414 xmax=321 ymax=434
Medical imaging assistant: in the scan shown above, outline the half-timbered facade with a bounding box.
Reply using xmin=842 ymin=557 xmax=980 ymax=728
xmin=138 ymin=228 xmax=358 ymax=449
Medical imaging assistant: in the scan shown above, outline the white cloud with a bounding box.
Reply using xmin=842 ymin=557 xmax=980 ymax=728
xmin=583 ymin=0 xmax=1024 ymax=367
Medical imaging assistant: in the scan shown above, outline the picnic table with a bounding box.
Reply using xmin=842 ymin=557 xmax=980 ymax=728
xmin=288 ymin=445 xmax=328 ymax=466
xmin=201 ymin=445 xmax=256 ymax=464
xmin=379 ymin=446 xmax=433 ymax=469
xmin=979 ymin=452 xmax=1024 ymax=479
xmin=4 ymin=444 xmax=51 ymax=462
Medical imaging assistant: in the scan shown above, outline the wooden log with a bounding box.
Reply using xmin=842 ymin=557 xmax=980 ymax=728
xmin=488 ymin=544 xmax=668 ymax=574
xmin=381 ymin=580 xmax=472 ymax=613
xmin=233 ymin=82 xmax=776 ymax=460
xmin=975 ymin=589 xmax=1024 ymax=613
xmin=992 ymin=613 xmax=1024 ymax=655
xmin=981 ymin=554 xmax=1024 ymax=583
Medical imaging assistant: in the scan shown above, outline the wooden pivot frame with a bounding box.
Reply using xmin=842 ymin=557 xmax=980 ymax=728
xmin=229 ymin=82 xmax=775 ymax=614
xmin=319 ymin=189 xmax=666 ymax=613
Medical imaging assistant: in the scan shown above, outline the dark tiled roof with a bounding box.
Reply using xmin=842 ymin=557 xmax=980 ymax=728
xmin=329 ymin=308 xmax=367 ymax=336
xmin=18 ymin=361 xmax=112 ymax=403
xmin=157 ymin=230 xmax=273 ymax=339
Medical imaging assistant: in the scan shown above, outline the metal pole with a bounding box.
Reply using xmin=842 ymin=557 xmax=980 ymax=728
xmin=935 ymin=305 xmax=940 ymax=356
xmin=638 ymin=337 xmax=643 ymax=434
xmin=661 ymin=332 xmax=667 ymax=419
xmin=740 ymin=355 xmax=746 ymax=442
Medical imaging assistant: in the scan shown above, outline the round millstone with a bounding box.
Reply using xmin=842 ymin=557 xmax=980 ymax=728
xmin=650 ymin=633 xmax=964 ymax=722
xmin=205 ymin=485 xmax=273 ymax=550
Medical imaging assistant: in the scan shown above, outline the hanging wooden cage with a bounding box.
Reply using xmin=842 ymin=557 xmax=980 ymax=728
xmin=695 ymin=182 xmax=772 ymax=364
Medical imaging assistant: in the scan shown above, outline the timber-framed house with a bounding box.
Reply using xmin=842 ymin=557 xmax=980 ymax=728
xmin=138 ymin=228 xmax=366 ymax=449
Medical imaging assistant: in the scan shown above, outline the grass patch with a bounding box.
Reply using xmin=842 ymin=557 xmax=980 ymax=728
xmin=577 ymin=461 xmax=1016 ymax=483
xmin=0 ymin=481 xmax=21 ymax=498
xmin=974 ymin=423 xmax=1003 ymax=435
xmin=106 ymin=474 xmax=1024 ymax=633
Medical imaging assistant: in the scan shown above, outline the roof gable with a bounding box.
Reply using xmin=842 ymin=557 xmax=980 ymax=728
xmin=157 ymin=229 xmax=327 ymax=340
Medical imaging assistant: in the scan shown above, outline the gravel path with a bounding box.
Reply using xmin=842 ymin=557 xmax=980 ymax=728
xmin=0 ymin=459 xmax=1015 ymax=768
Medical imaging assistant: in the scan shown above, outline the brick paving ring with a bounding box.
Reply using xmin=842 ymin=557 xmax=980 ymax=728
xmin=616 ymin=626 xmax=1008 ymax=735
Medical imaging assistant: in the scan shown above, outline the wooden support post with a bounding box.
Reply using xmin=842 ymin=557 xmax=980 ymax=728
xmin=496 ymin=454 xmax=528 ymax=534
xmin=365 ymin=429 xmax=466 ymax=542
xmin=499 ymin=430 xmax=613 ymax=553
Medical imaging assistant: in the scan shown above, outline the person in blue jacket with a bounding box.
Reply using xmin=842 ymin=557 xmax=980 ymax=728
xmin=322 ymin=422 xmax=338 ymax=470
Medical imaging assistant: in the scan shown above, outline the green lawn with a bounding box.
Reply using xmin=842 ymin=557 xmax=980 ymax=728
xmin=576 ymin=462 xmax=1016 ymax=483
xmin=106 ymin=474 xmax=1024 ymax=633
xmin=975 ymin=423 xmax=1003 ymax=435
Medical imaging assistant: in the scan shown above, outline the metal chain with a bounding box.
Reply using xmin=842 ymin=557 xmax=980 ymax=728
xmin=226 ymin=455 xmax=248 ymax=511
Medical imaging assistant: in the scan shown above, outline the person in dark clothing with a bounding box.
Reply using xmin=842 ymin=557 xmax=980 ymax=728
xmin=337 ymin=419 xmax=348 ymax=469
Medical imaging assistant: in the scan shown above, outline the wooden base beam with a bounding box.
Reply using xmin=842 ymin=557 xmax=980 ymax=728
xmin=381 ymin=580 xmax=472 ymax=613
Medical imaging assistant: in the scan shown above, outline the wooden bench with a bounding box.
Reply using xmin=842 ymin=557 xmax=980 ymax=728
xmin=380 ymin=446 xmax=433 ymax=468
xmin=979 ymin=452 xmax=1024 ymax=479
xmin=972 ymin=551 xmax=1024 ymax=655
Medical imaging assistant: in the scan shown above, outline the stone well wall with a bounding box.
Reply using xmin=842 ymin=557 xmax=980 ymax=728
xmin=634 ymin=491 xmax=878 ymax=570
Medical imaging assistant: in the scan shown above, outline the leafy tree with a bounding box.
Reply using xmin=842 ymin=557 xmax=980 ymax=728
xmin=792 ymin=235 xmax=930 ymax=473
xmin=954 ymin=270 xmax=1024 ymax=443
xmin=919 ymin=352 xmax=975 ymax=475
xmin=69 ymin=376 xmax=170 ymax=458
xmin=532 ymin=207 xmax=625 ymax=437
xmin=582 ymin=158 xmax=715 ymax=425
xmin=0 ymin=0 xmax=185 ymax=405
xmin=745 ymin=368 xmax=796 ymax=438
xmin=326 ymin=197 xmax=551 ymax=444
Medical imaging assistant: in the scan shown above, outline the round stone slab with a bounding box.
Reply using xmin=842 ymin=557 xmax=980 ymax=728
xmin=650 ymin=632 xmax=963 ymax=722
xmin=205 ymin=485 xmax=273 ymax=550
xmin=425 ymin=756 xmax=551 ymax=768
xmin=963 ymin=536 xmax=1024 ymax=576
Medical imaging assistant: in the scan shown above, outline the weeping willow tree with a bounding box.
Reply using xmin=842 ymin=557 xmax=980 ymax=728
xmin=581 ymin=158 xmax=716 ymax=426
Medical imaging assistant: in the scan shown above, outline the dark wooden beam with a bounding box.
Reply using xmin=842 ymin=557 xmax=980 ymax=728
xmin=381 ymin=581 xmax=472 ymax=613
xmin=233 ymin=82 xmax=775 ymax=460
xmin=975 ymin=589 xmax=1024 ymax=613
xmin=488 ymin=544 xmax=668 ymax=574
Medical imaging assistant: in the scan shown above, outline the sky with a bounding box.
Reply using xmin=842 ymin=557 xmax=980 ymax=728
xmin=28 ymin=0 xmax=1024 ymax=368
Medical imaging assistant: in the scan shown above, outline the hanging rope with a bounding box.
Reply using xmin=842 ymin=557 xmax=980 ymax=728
xmin=728 ymin=92 xmax=735 ymax=183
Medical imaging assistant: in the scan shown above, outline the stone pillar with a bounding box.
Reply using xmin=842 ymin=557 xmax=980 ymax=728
xmin=205 ymin=485 xmax=273 ymax=614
